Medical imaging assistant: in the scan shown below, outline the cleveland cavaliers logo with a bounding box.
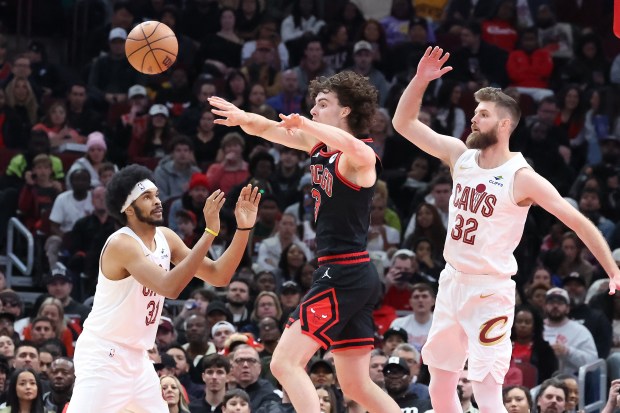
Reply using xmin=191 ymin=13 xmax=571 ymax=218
xmin=478 ymin=316 xmax=508 ymax=346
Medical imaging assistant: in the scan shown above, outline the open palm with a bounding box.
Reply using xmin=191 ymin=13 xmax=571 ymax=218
xmin=417 ymin=46 xmax=452 ymax=82
xmin=235 ymin=184 xmax=261 ymax=228
xmin=209 ymin=96 xmax=250 ymax=127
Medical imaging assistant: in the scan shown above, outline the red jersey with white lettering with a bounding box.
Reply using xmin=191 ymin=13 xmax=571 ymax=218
xmin=444 ymin=149 xmax=531 ymax=276
xmin=82 ymin=227 xmax=169 ymax=350
xmin=309 ymin=139 xmax=380 ymax=256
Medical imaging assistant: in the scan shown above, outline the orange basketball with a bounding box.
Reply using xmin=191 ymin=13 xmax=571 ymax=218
xmin=125 ymin=21 xmax=178 ymax=75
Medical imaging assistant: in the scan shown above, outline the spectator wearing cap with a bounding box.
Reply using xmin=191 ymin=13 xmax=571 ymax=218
xmin=85 ymin=1 xmax=136 ymax=62
xmin=66 ymin=185 xmax=116 ymax=297
xmin=155 ymin=316 xmax=177 ymax=350
xmin=382 ymin=327 xmax=408 ymax=355
xmin=543 ymin=287 xmax=597 ymax=374
xmin=66 ymin=132 xmax=117 ymax=190
xmin=154 ymin=353 xmax=178 ymax=377
xmin=392 ymin=343 xmax=430 ymax=400
xmin=230 ymin=344 xmax=284 ymax=412
xmin=307 ymin=359 xmax=336 ymax=388
xmin=25 ymin=40 xmax=63 ymax=99
xmin=383 ymin=356 xmax=432 ymax=412
xmin=130 ymin=103 xmax=179 ymax=162
xmin=257 ymin=212 xmax=312 ymax=273
xmin=206 ymin=132 xmax=250 ymax=195
xmin=46 ymin=169 xmax=93 ymax=269
xmin=211 ymin=320 xmax=236 ymax=353
xmin=45 ymin=263 xmax=91 ymax=325
xmin=167 ymin=172 xmax=210 ymax=234
xmin=563 ymin=271 xmax=612 ymax=359
xmin=382 ymin=249 xmax=419 ymax=311
xmin=389 ymin=283 xmax=435 ymax=351
xmin=189 ymin=354 xmax=230 ymax=413
xmin=279 ymin=280 xmax=301 ymax=320
xmin=153 ymin=135 xmax=201 ymax=202
xmin=88 ymin=26 xmax=142 ymax=106
xmin=346 ymin=40 xmax=389 ymax=106
xmin=206 ymin=300 xmax=234 ymax=330
xmin=112 ymin=83 xmax=150 ymax=164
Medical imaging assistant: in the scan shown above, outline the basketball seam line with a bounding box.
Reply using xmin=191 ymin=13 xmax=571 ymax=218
xmin=140 ymin=22 xmax=164 ymax=73
xmin=126 ymin=35 xmax=177 ymax=59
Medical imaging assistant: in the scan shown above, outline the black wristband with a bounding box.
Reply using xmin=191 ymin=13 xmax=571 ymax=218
xmin=236 ymin=226 xmax=254 ymax=231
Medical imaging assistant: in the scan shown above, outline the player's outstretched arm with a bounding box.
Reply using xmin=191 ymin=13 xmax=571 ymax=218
xmin=105 ymin=190 xmax=226 ymax=298
xmin=515 ymin=168 xmax=620 ymax=293
xmin=278 ymin=113 xmax=376 ymax=170
xmin=392 ymin=46 xmax=466 ymax=167
xmin=208 ymin=96 xmax=318 ymax=152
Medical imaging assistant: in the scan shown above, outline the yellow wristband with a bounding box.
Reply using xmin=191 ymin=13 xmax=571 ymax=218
xmin=205 ymin=227 xmax=219 ymax=237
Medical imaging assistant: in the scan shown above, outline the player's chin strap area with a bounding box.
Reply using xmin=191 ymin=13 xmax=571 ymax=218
xmin=120 ymin=179 xmax=157 ymax=213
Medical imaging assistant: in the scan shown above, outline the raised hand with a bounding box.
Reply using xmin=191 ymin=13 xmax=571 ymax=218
xmin=278 ymin=113 xmax=304 ymax=134
xmin=416 ymin=46 xmax=452 ymax=83
xmin=209 ymin=96 xmax=251 ymax=127
xmin=203 ymin=189 xmax=225 ymax=235
xmin=609 ymin=273 xmax=620 ymax=295
xmin=235 ymin=184 xmax=261 ymax=229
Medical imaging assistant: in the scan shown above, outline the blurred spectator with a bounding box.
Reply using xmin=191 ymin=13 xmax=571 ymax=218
xmin=279 ymin=280 xmax=301 ymax=321
xmin=369 ymin=349 xmax=388 ymax=389
xmin=65 ymin=82 xmax=104 ymax=139
xmin=66 ymin=132 xmax=116 ymax=189
xmin=543 ymin=287 xmax=597 ymax=375
xmin=307 ymin=359 xmax=336 ymax=387
xmin=564 ymin=271 xmax=612 ymax=359
xmin=0 ymin=35 xmax=10 ymax=83
xmin=175 ymin=78 xmax=218 ymax=136
xmin=88 ymin=28 xmax=141 ymax=106
xmin=266 ymin=69 xmax=303 ymax=116
xmin=183 ymin=313 xmax=215 ymax=378
xmin=241 ymin=291 xmax=282 ymax=337
xmin=98 ymin=162 xmax=116 ymax=187
xmin=32 ymin=101 xmax=82 ymax=149
xmin=601 ymin=379 xmax=620 ymax=413
xmin=23 ymin=297 xmax=82 ymax=357
xmin=226 ymin=279 xmax=252 ymax=329
xmin=230 ymin=344 xmax=284 ymax=412
xmin=535 ymin=4 xmax=574 ymax=60
xmin=556 ymin=231 xmax=595 ymax=285
xmin=281 ymin=0 xmax=325 ymax=65
xmin=112 ymin=84 xmax=150 ymax=165
xmin=153 ymin=136 xmax=201 ymax=202
xmin=380 ymin=0 xmax=415 ymax=47
xmin=534 ymin=378 xmax=568 ymax=413
xmin=257 ymin=213 xmax=310 ymax=272
xmin=4 ymin=76 xmax=39 ymax=131
xmin=206 ymin=132 xmax=250 ymax=195
xmin=389 ymin=284 xmax=435 ymax=351
xmin=188 ymin=353 xmax=230 ymax=412
xmin=578 ymin=187 xmax=615 ymax=242
xmin=17 ymin=154 xmax=61 ymax=236
xmin=481 ymin=0 xmax=519 ymax=52
xmin=347 ymin=41 xmax=389 ymax=106
xmin=506 ymin=27 xmax=554 ymax=102
xmin=383 ymin=356 xmax=432 ymax=411
xmin=447 ymin=21 xmax=509 ymax=88
xmin=241 ymin=39 xmax=282 ymax=99
xmin=562 ymin=33 xmax=609 ymax=90
xmin=86 ymin=1 xmax=136 ymax=62
xmin=236 ymin=0 xmax=265 ymax=41
xmin=403 ymin=174 xmax=451 ymax=240
xmin=291 ymin=37 xmax=335 ymax=95
xmin=433 ymin=80 xmax=467 ymax=138
xmin=502 ymin=385 xmax=533 ymax=413
xmin=25 ymin=41 xmax=64 ymax=99
xmin=223 ymin=70 xmax=249 ymax=111
xmin=45 ymin=264 xmax=91 ymax=325
xmin=45 ymin=169 xmax=92 ymax=269
xmin=180 ymin=0 xmax=220 ymax=42
xmin=382 ymin=249 xmax=418 ymax=311
xmin=129 ymin=104 xmax=177 ymax=161
xmin=511 ymin=304 xmax=558 ymax=384
xmin=159 ymin=5 xmax=198 ymax=71
xmin=322 ymin=22 xmax=350 ymax=73
xmin=242 ymin=20 xmax=290 ymax=71
xmin=189 ymin=107 xmax=223 ymax=170
xmin=272 ymin=146 xmax=304 ymax=207
xmin=245 ymin=83 xmax=278 ymax=120
xmin=66 ymin=185 xmax=116 ymax=296
xmin=2 ymin=54 xmax=42 ymax=100
xmin=155 ymin=67 xmax=193 ymax=119
xmin=199 ymin=8 xmax=243 ymax=78
xmin=402 ymin=203 xmax=446 ymax=262
xmin=444 ymin=0 xmax=497 ymax=24
xmin=0 ymin=88 xmax=28 ymax=149
xmin=358 ymin=19 xmax=390 ymax=76
xmin=168 ymin=172 xmax=209 ymax=234
xmin=368 ymin=194 xmax=400 ymax=253
xmin=175 ymin=210 xmax=199 ymax=247
xmin=211 ymin=321 xmax=236 ymax=354
xmin=160 ymin=375 xmax=191 ymax=413
xmin=277 ymin=243 xmax=310 ymax=284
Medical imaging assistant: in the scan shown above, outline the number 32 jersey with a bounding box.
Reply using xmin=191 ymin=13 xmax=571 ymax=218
xmin=444 ymin=149 xmax=531 ymax=276
xmin=83 ymin=227 xmax=169 ymax=350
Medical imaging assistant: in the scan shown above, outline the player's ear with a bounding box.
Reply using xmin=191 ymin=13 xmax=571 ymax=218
xmin=341 ymin=107 xmax=351 ymax=118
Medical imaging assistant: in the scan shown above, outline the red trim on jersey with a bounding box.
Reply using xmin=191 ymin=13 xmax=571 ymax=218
xmin=331 ymin=337 xmax=375 ymax=351
xmin=318 ymin=251 xmax=369 ymax=265
xmin=320 ymin=148 xmax=338 ymax=157
xmin=334 ymin=152 xmax=361 ymax=190
xmin=309 ymin=142 xmax=324 ymax=155
xmin=331 ymin=344 xmax=375 ymax=352
xmin=298 ymin=288 xmax=340 ymax=349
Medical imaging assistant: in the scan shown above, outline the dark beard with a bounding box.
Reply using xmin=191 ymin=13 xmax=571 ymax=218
xmin=134 ymin=204 xmax=164 ymax=226
xmin=546 ymin=312 xmax=566 ymax=323
xmin=466 ymin=129 xmax=498 ymax=150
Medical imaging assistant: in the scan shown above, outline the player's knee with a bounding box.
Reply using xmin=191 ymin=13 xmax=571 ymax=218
xmin=270 ymin=352 xmax=288 ymax=379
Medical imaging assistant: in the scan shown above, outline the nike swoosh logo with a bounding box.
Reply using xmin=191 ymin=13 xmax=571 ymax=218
xmin=480 ymin=293 xmax=495 ymax=299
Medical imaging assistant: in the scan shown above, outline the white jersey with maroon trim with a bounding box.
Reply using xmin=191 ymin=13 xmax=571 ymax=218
xmin=443 ymin=149 xmax=531 ymax=276
xmin=83 ymin=226 xmax=169 ymax=350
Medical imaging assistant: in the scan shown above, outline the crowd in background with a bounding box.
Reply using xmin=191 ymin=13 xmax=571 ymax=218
xmin=0 ymin=0 xmax=620 ymax=411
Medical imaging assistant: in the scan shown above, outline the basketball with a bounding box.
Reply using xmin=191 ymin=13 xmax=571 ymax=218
xmin=125 ymin=21 xmax=178 ymax=75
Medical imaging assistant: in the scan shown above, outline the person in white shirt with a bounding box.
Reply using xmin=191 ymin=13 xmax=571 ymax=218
xmin=390 ymin=283 xmax=435 ymax=351
xmin=256 ymin=212 xmax=312 ymax=272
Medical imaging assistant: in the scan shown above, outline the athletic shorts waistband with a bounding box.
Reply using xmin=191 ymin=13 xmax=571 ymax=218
xmin=318 ymin=251 xmax=369 ymax=266
xmin=444 ymin=263 xmax=513 ymax=286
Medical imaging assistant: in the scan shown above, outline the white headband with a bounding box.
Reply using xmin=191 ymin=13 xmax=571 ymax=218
xmin=120 ymin=179 xmax=157 ymax=213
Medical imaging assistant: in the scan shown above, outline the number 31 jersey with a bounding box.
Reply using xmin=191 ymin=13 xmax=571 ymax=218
xmin=83 ymin=227 xmax=169 ymax=350
xmin=444 ymin=149 xmax=531 ymax=276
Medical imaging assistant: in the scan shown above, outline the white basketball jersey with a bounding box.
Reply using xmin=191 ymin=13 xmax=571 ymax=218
xmin=82 ymin=227 xmax=170 ymax=350
xmin=443 ymin=149 xmax=531 ymax=276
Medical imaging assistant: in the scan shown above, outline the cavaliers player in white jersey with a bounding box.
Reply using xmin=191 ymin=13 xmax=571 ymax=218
xmin=67 ymin=165 xmax=260 ymax=413
xmin=393 ymin=47 xmax=620 ymax=413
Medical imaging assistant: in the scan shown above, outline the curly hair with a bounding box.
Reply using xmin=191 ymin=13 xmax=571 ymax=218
xmin=308 ymin=71 xmax=378 ymax=136
xmin=105 ymin=164 xmax=154 ymax=225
